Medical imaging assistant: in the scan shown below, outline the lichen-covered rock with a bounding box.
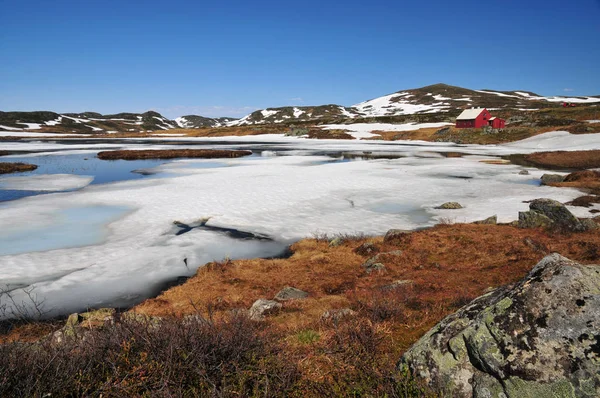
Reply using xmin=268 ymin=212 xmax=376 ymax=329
xmin=361 ymin=250 xmax=402 ymax=274
xmin=249 ymin=299 xmax=282 ymax=320
xmin=435 ymin=202 xmax=464 ymax=209
xmin=274 ymin=286 xmax=309 ymax=301
xmin=474 ymin=215 xmax=497 ymax=225
xmin=529 ymin=198 xmax=581 ymax=230
xmin=540 ymin=173 xmax=566 ymax=185
xmin=399 ymin=254 xmax=600 ymax=398
xmin=518 ymin=210 xmax=553 ymax=228
xmin=354 ymin=242 xmax=379 ymax=256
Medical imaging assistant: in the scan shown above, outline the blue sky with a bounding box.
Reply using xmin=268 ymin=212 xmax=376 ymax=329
xmin=1 ymin=0 xmax=599 ymax=118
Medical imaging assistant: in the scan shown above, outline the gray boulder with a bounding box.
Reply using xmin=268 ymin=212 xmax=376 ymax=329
xmin=248 ymin=299 xmax=282 ymax=320
xmin=399 ymin=254 xmax=600 ymax=398
xmin=518 ymin=210 xmax=553 ymax=228
xmin=435 ymin=202 xmax=463 ymax=209
xmin=530 ymin=198 xmax=582 ymax=231
xmin=540 ymin=174 xmax=565 ymax=185
xmin=518 ymin=170 xmax=530 ymax=175
xmin=274 ymin=286 xmax=309 ymax=301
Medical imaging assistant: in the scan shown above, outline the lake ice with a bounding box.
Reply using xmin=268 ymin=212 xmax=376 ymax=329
xmin=1 ymin=131 xmax=599 ymax=318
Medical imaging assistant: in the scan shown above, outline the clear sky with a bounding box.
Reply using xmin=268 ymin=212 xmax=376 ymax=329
xmin=1 ymin=0 xmax=599 ymax=118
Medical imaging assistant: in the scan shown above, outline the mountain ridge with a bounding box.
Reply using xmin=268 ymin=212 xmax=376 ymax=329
xmin=2 ymin=84 xmax=599 ymax=132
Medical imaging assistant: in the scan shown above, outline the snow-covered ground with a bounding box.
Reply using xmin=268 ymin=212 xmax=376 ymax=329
xmin=322 ymin=122 xmax=453 ymax=139
xmin=0 ymin=131 xmax=599 ymax=318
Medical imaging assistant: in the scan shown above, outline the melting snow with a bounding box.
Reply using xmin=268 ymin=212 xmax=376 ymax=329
xmin=322 ymin=122 xmax=452 ymax=139
xmin=0 ymin=174 xmax=94 ymax=191
xmin=18 ymin=123 xmax=42 ymax=130
xmin=2 ymin=131 xmax=600 ymax=316
xmin=261 ymin=109 xmax=279 ymax=118
xmin=293 ymin=107 xmax=305 ymax=118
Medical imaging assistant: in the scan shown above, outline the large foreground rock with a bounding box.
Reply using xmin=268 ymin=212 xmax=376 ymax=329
xmin=399 ymin=254 xmax=600 ymax=398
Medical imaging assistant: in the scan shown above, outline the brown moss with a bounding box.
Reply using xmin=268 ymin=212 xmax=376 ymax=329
xmin=97 ymin=149 xmax=252 ymax=160
xmin=0 ymin=162 xmax=38 ymax=174
xmin=134 ymin=223 xmax=600 ymax=358
xmin=524 ymin=150 xmax=600 ymax=169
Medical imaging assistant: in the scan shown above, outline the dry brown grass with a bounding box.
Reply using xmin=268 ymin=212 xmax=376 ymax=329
xmin=524 ymin=150 xmax=600 ymax=169
xmin=97 ymin=149 xmax=252 ymax=160
xmin=0 ymin=162 xmax=37 ymax=174
xmin=135 ymin=223 xmax=600 ymax=363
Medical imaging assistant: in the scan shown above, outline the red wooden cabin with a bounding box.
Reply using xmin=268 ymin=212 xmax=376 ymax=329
xmin=455 ymin=108 xmax=505 ymax=129
xmin=489 ymin=117 xmax=505 ymax=129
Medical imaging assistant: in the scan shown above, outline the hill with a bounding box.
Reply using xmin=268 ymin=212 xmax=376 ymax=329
xmin=2 ymin=84 xmax=599 ymax=133
xmin=229 ymin=83 xmax=600 ymax=125
xmin=0 ymin=111 xmax=235 ymax=134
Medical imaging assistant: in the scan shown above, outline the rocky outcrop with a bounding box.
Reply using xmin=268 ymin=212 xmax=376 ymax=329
xmin=274 ymin=286 xmax=309 ymax=301
xmin=435 ymin=202 xmax=464 ymax=209
xmin=519 ymin=198 xmax=596 ymax=232
xmin=399 ymin=254 xmax=600 ymax=398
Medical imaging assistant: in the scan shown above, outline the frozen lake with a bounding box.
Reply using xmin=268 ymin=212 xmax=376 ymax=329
xmin=1 ymin=132 xmax=599 ymax=318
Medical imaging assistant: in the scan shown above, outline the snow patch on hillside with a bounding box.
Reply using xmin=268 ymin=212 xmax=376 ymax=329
xmin=322 ymin=122 xmax=453 ymax=139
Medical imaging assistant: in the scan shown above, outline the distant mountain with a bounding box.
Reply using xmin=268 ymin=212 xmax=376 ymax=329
xmin=228 ymin=83 xmax=600 ymax=125
xmin=175 ymin=115 xmax=237 ymax=128
xmin=2 ymin=84 xmax=599 ymax=132
xmin=0 ymin=111 xmax=236 ymax=133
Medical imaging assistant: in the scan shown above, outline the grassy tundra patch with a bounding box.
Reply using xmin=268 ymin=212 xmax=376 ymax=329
xmin=97 ymin=149 xmax=253 ymax=160
xmin=0 ymin=162 xmax=37 ymax=174
xmin=522 ymin=150 xmax=600 ymax=169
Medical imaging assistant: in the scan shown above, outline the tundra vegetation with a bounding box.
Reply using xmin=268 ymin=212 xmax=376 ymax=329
xmin=0 ymin=162 xmax=38 ymax=174
xmin=2 ymin=212 xmax=600 ymax=396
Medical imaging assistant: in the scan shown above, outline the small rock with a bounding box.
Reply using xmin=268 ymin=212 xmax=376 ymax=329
xmin=361 ymin=251 xmax=403 ymax=273
xmin=473 ymin=215 xmax=497 ymax=225
xmin=354 ymin=242 xmax=379 ymax=256
xmin=321 ymin=308 xmax=357 ymax=322
xmin=380 ymin=280 xmax=414 ymax=290
xmin=435 ymin=202 xmax=463 ymax=209
xmin=518 ymin=170 xmax=530 ymax=175
xmin=249 ymin=299 xmax=282 ymax=320
xmin=540 ymin=173 xmax=565 ymax=185
xmin=518 ymin=210 xmax=553 ymax=228
xmin=365 ymin=263 xmax=386 ymax=274
xmin=329 ymin=237 xmax=344 ymax=247
xmin=383 ymin=229 xmax=411 ymax=244
xmin=274 ymin=286 xmax=309 ymax=301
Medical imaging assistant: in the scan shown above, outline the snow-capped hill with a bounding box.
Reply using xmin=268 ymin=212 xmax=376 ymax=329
xmin=351 ymin=83 xmax=600 ymax=118
xmin=227 ymin=105 xmax=361 ymax=126
xmin=1 ymin=111 xmax=187 ymax=133
xmin=175 ymin=115 xmax=237 ymax=128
